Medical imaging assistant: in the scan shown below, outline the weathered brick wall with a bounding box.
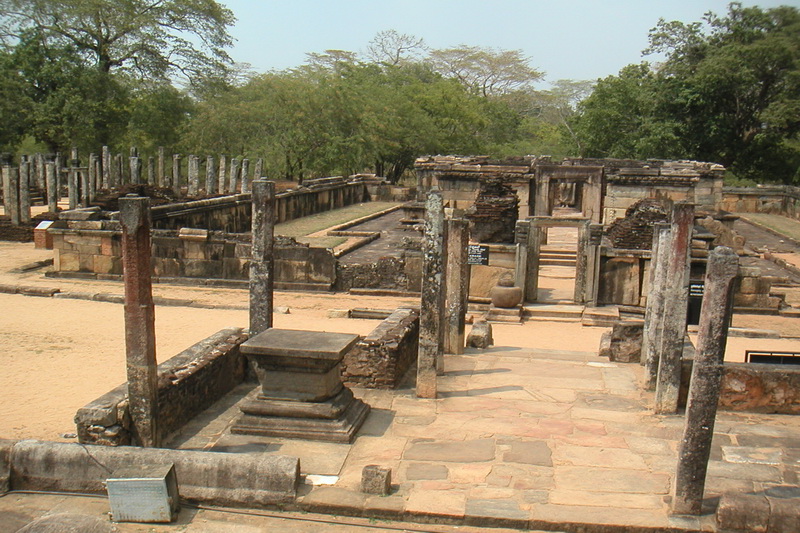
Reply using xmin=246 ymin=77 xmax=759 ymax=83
xmin=151 ymin=178 xmax=369 ymax=233
xmin=49 ymin=225 xmax=337 ymax=289
xmin=681 ymin=359 xmax=800 ymax=414
xmin=722 ymin=186 xmax=800 ymax=220
xmin=75 ymin=328 xmax=248 ymax=446
xmin=341 ymin=308 xmax=419 ymax=389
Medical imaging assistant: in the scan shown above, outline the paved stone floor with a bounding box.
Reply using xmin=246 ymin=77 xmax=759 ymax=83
xmin=165 ymin=340 xmax=800 ymax=532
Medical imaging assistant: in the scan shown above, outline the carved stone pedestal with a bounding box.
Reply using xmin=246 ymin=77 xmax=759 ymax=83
xmin=232 ymin=329 xmax=370 ymax=443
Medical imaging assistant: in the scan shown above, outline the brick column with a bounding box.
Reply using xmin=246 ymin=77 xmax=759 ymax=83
xmin=444 ymin=218 xmax=469 ymax=355
xmin=417 ymin=190 xmax=445 ymax=398
xmin=250 ymin=179 xmax=275 ymax=335
xmin=119 ymin=195 xmax=160 ymax=447
xmin=655 ymin=202 xmax=694 ymax=414
xmin=672 ymin=247 xmax=738 ymax=515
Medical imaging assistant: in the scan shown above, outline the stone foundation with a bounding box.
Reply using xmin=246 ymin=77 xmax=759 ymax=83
xmin=75 ymin=328 xmax=248 ymax=446
xmin=341 ymin=308 xmax=420 ymax=389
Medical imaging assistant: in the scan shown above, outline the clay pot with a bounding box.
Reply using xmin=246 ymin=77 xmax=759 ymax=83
xmin=490 ymin=283 xmax=522 ymax=308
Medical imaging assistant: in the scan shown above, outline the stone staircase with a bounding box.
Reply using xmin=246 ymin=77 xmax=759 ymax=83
xmin=539 ymin=246 xmax=577 ymax=267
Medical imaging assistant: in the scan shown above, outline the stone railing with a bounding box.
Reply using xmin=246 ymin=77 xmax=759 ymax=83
xmin=75 ymin=328 xmax=248 ymax=446
xmin=341 ymin=308 xmax=420 ymax=389
xmin=722 ymin=185 xmax=800 ymax=220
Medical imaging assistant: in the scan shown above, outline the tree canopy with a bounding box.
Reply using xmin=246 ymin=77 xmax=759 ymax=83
xmin=574 ymin=2 xmax=800 ymax=183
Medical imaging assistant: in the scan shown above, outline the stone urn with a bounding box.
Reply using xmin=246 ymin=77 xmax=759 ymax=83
xmin=490 ymin=273 xmax=522 ymax=308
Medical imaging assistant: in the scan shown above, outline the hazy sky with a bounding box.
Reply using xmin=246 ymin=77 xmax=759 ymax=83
xmin=221 ymin=0 xmax=794 ymax=85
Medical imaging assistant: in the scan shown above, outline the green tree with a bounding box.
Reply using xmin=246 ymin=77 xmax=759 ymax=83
xmin=0 ymin=0 xmax=234 ymax=84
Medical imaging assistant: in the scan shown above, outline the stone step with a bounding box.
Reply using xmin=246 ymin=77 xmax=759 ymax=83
xmin=582 ymin=306 xmax=620 ymax=327
xmin=523 ymin=303 xmax=584 ymax=321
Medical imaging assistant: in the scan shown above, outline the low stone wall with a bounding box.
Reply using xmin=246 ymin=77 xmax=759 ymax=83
xmin=342 ymin=308 xmax=420 ymax=389
xmin=3 ymin=440 xmax=299 ymax=505
xmin=75 ymin=327 xmax=248 ymax=446
xmin=680 ymin=359 xmax=800 ymax=414
xmin=722 ymin=186 xmax=800 ymax=220
xmin=49 ymin=225 xmax=337 ymax=290
xmin=151 ymin=177 xmax=369 ymax=233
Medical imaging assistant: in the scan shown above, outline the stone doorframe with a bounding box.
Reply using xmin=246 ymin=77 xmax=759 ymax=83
xmin=533 ymin=165 xmax=603 ymax=223
xmin=516 ymin=217 xmax=603 ymax=305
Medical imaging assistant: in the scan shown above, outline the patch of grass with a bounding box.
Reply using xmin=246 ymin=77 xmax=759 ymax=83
xmin=296 ymin=236 xmax=348 ymax=249
xmin=275 ymin=202 xmax=398 ymax=238
xmin=740 ymin=213 xmax=800 ymax=241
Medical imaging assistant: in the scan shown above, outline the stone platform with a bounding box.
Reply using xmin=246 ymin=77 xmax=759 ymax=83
xmin=232 ymin=328 xmax=370 ymax=443
xmin=170 ymin=337 xmax=800 ymax=532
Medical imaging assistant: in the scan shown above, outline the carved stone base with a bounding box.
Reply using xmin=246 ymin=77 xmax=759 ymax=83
xmin=231 ymin=388 xmax=370 ymax=443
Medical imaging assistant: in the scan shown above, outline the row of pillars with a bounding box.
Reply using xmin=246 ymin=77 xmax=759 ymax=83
xmin=416 ymin=190 xmax=470 ymax=399
xmin=640 ymin=201 xmax=741 ymax=515
xmin=118 ymin=179 xmax=276 ymax=448
xmin=1 ymin=148 xmax=266 ymax=226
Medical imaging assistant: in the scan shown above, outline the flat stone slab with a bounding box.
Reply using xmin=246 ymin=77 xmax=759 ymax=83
xmin=241 ymin=328 xmax=360 ymax=361
xmin=405 ymin=463 xmax=449 ymax=480
xmin=723 ymin=446 xmax=784 ymax=465
xmin=503 ymin=441 xmax=553 ymax=466
xmin=404 ymin=439 xmax=496 ymax=463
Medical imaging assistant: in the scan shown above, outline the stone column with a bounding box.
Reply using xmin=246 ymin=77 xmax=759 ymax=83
xmin=417 ymin=190 xmax=445 ymax=398
xmin=642 ymin=223 xmax=670 ymax=389
xmin=157 ymin=147 xmax=165 ymax=188
xmin=671 ymin=246 xmax=738 ymax=515
xmin=88 ymin=154 xmax=98 ymax=200
xmin=119 ymin=195 xmax=160 ymax=448
xmin=253 ymin=158 xmax=264 ymax=181
xmin=187 ymin=155 xmax=199 ymax=196
xmin=205 ymin=155 xmax=216 ymax=194
xmin=79 ymin=168 xmax=90 ymax=208
xmin=113 ymin=154 xmax=123 ymax=188
xmin=444 ymin=218 xmax=469 ymax=355
xmin=218 ymin=155 xmax=227 ymax=194
xmin=55 ymin=153 xmax=63 ymax=191
xmin=655 ymin=202 xmax=695 ymax=414
xmin=35 ymin=153 xmax=45 ymax=190
xmin=241 ymin=158 xmax=251 ymax=193
xmin=574 ymin=221 xmax=589 ymax=303
xmin=6 ymin=166 xmax=20 ymax=225
xmin=19 ymin=159 xmax=31 ymax=223
xmin=147 ymin=156 xmax=155 ymax=185
xmin=102 ymin=146 xmax=111 ymax=189
xmin=129 ymin=155 xmax=141 ymax=185
xmin=250 ymin=179 xmax=275 ymax=335
xmin=229 ymin=157 xmax=240 ymax=194
xmin=172 ymin=154 xmax=182 ymax=196
xmin=524 ymin=222 xmax=543 ymax=302
xmin=46 ymin=161 xmax=57 ymax=213
xmin=67 ymin=165 xmax=79 ymax=210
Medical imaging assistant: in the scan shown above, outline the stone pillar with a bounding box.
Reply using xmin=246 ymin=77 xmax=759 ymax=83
xmin=574 ymin=221 xmax=589 ymax=303
xmin=102 ymin=146 xmax=111 ymax=189
xmin=129 ymin=155 xmax=141 ymax=185
xmin=7 ymin=166 xmax=20 ymax=225
xmin=119 ymin=195 xmax=160 ymax=448
xmin=35 ymin=153 xmax=45 ymax=190
xmin=205 ymin=155 xmax=216 ymax=194
xmin=113 ymin=154 xmax=123 ymax=187
xmin=67 ymin=166 xmax=79 ymax=210
xmin=147 ymin=156 xmax=155 ymax=185
xmin=79 ymin=168 xmax=90 ymax=207
xmin=642 ymin=223 xmax=670 ymax=389
xmin=172 ymin=154 xmax=181 ymax=196
xmin=55 ymin=153 xmax=63 ymax=191
xmin=88 ymin=154 xmax=98 ymax=201
xmin=46 ymin=161 xmax=57 ymax=213
xmin=2 ymin=164 xmax=11 ymax=221
xmin=250 ymin=180 xmax=275 ymax=335
xmin=19 ymin=159 xmax=31 ymax=223
xmin=655 ymin=202 xmax=695 ymax=414
xmin=241 ymin=158 xmax=251 ymax=193
xmin=157 ymin=147 xmax=165 ymax=188
xmin=671 ymin=247 xmax=739 ymax=515
xmin=524 ymin=222 xmax=543 ymax=302
xmin=444 ymin=218 xmax=469 ymax=355
xmin=218 ymin=155 xmax=227 ymax=194
xmin=253 ymin=158 xmax=264 ymax=181
xmin=229 ymin=157 xmax=240 ymax=194
xmin=187 ymin=155 xmax=199 ymax=196
xmin=417 ymin=190 xmax=445 ymax=398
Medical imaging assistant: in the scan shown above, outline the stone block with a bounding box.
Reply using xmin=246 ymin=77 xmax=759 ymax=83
xmin=738 ymin=277 xmax=771 ymax=295
xmin=56 ymin=251 xmax=80 ymax=272
xmin=716 ymin=492 xmax=769 ymax=533
xmin=598 ymin=257 xmax=641 ymax=305
xmin=361 ymin=465 xmax=392 ymax=495
xmin=467 ymin=320 xmax=493 ymax=349
xmin=93 ymin=255 xmax=120 ymax=275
